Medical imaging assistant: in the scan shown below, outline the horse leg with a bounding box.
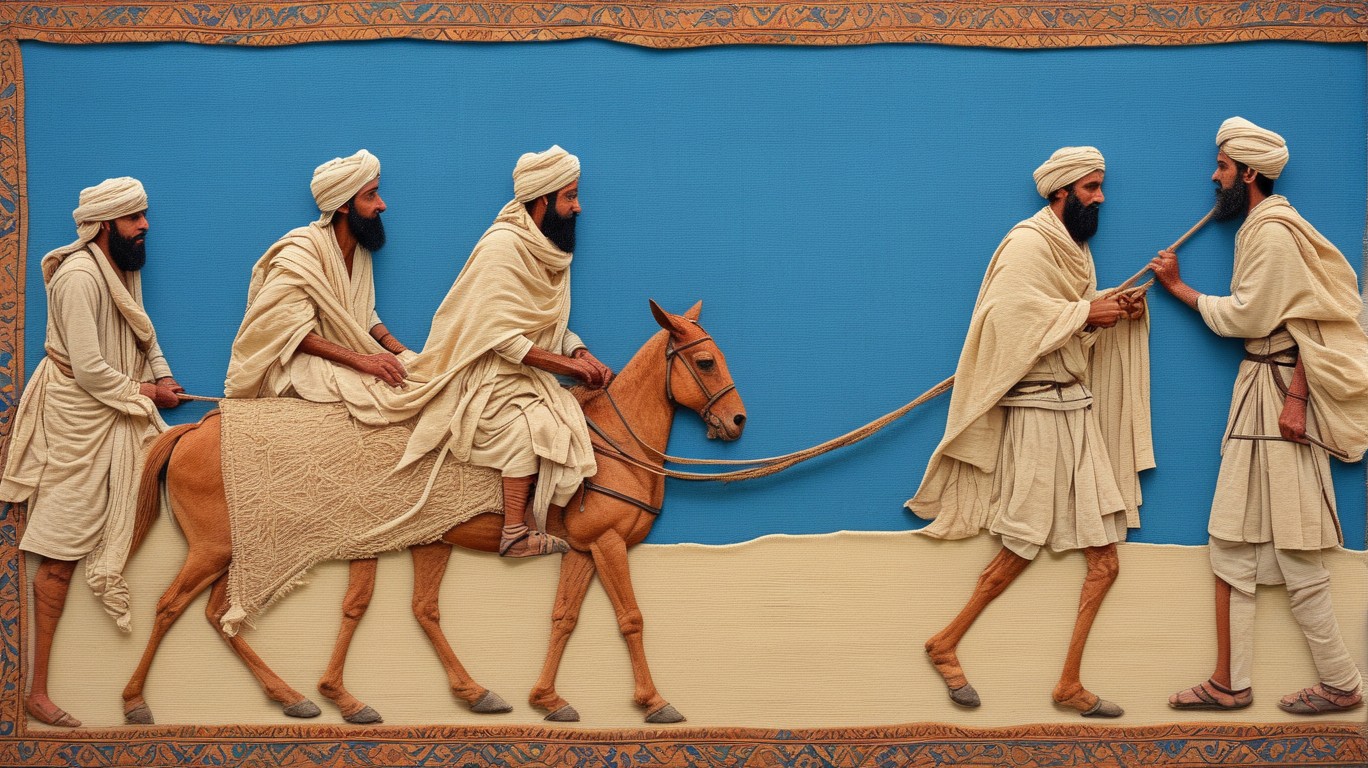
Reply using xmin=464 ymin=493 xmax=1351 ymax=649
xmin=924 ymin=545 xmax=1031 ymax=707
xmin=1052 ymin=543 xmax=1123 ymax=717
xmin=529 ymin=547 xmax=597 ymax=721
xmin=27 ymin=557 xmax=80 ymax=727
xmin=315 ymin=558 xmax=383 ymax=723
xmin=202 ymin=576 xmax=321 ymax=719
xmin=589 ymin=531 xmax=682 ymax=723
xmin=409 ymin=541 xmax=511 ymax=714
xmin=122 ymin=548 xmax=230 ymax=724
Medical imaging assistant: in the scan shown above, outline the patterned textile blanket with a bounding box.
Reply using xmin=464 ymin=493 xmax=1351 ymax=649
xmin=218 ymin=398 xmax=502 ymax=635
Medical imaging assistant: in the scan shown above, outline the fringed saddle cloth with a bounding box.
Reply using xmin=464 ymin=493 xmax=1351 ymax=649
xmin=218 ymin=398 xmax=502 ymax=635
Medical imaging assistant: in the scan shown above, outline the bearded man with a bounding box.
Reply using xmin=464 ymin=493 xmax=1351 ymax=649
xmin=907 ymin=147 xmax=1153 ymax=718
xmin=399 ymin=145 xmax=609 ymax=557
xmin=1155 ymin=118 xmax=1368 ymax=715
xmin=225 ymin=149 xmax=413 ymax=410
xmin=0 ymin=178 xmax=183 ymax=727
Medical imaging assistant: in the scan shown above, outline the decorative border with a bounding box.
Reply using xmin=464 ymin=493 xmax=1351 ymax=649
xmin=0 ymin=3 xmax=1364 ymax=766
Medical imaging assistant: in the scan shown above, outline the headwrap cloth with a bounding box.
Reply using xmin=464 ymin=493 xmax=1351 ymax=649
xmin=1032 ymin=146 xmax=1106 ymax=199
xmin=1217 ymin=117 xmax=1289 ymax=180
xmin=311 ymin=149 xmax=381 ymax=224
xmin=42 ymin=177 xmax=148 ymax=282
xmin=512 ymin=145 xmax=580 ymax=203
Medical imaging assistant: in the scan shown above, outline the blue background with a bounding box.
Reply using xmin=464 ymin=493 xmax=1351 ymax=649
xmin=19 ymin=40 xmax=1367 ymax=548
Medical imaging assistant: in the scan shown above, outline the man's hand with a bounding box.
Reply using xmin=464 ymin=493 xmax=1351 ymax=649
xmin=1279 ymin=396 xmax=1309 ymax=444
xmin=1149 ymin=248 xmax=1181 ymax=288
xmin=1116 ymin=288 xmax=1148 ymax=321
xmin=1086 ymin=297 xmax=1126 ymax=328
xmin=572 ymin=348 xmax=614 ymax=388
xmin=139 ymin=381 xmax=181 ymax=409
xmin=523 ymin=345 xmax=609 ymax=389
xmin=354 ymin=352 xmax=408 ymax=387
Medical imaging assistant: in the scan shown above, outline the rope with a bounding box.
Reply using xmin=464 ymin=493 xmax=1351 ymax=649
xmin=1106 ymin=207 xmax=1215 ymax=295
xmin=592 ymin=375 xmax=954 ymax=483
xmin=176 ymin=393 xmax=222 ymax=403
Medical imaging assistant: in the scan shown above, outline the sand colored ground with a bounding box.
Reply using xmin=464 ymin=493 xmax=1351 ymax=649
xmin=26 ymin=525 xmax=1367 ymax=729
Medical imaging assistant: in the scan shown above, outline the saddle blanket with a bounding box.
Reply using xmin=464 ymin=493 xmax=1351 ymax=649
xmin=218 ymin=398 xmax=502 ymax=635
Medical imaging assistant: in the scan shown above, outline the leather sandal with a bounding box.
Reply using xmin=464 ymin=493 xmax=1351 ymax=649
xmin=499 ymin=524 xmax=569 ymax=558
xmin=1278 ymin=683 xmax=1362 ymax=715
xmin=1169 ymin=679 xmax=1253 ymax=710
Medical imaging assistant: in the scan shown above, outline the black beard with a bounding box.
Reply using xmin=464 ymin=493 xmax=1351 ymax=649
xmin=347 ymin=206 xmax=386 ymax=252
xmin=1212 ymin=179 xmax=1249 ymax=221
xmin=539 ymin=195 xmax=577 ymax=253
xmin=107 ymin=226 xmax=146 ymax=272
xmin=1061 ymin=191 xmax=1100 ymax=243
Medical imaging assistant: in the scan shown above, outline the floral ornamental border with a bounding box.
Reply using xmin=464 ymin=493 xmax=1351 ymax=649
xmin=0 ymin=4 xmax=1365 ymax=767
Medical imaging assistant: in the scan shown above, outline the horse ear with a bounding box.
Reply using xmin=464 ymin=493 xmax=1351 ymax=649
xmin=649 ymin=299 xmax=677 ymax=333
xmin=684 ymin=300 xmax=703 ymax=321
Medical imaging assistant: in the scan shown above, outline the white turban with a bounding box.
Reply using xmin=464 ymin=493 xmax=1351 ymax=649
xmin=311 ymin=149 xmax=380 ymax=221
xmin=1032 ymin=146 xmax=1106 ymax=199
xmin=42 ymin=177 xmax=149 ymax=280
xmin=1217 ymin=117 xmax=1288 ymax=180
xmin=513 ymin=145 xmax=580 ymax=202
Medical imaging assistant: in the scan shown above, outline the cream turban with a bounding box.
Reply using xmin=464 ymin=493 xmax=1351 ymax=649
xmin=1032 ymin=146 xmax=1106 ymax=198
xmin=513 ymin=145 xmax=580 ymax=202
xmin=311 ymin=149 xmax=381 ymax=221
xmin=41 ymin=177 xmax=150 ymax=280
xmin=72 ymin=177 xmax=148 ymax=242
xmin=1217 ymin=117 xmax=1288 ymax=180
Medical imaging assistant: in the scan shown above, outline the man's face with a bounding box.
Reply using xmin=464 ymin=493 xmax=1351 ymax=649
xmin=1211 ymin=150 xmax=1250 ymax=221
xmin=1060 ymin=170 xmax=1104 ymax=243
xmin=344 ymin=178 xmax=387 ymax=252
xmin=106 ymin=210 xmax=149 ymax=272
xmin=539 ymin=179 xmax=580 ymax=253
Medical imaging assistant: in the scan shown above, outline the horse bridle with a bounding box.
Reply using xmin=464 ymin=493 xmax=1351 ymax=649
xmin=580 ymin=328 xmax=734 ymax=517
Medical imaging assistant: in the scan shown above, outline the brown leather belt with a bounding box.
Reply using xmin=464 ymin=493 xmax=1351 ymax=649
xmin=1006 ymin=379 xmax=1077 ymax=397
xmin=1244 ymin=351 xmax=1296 ymax=367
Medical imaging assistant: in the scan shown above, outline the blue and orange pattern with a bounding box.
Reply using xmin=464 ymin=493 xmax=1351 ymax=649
xmin=0 ymin=4 xmax=1364 ymax=766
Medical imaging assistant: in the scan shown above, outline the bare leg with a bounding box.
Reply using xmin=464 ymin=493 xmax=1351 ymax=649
xmin=1053 ymin=544 xmax=1123 ymax=717
xmin=317 ymin=558 xmax=381 ymax=722
xmin=529 ymin=547 xmax=597 ymax=720
xmin=27 ymin=557 xmax=80 ymax=727
xmin=499 ymin=475 xmax=568 ymax=558
xmin=924 ymin=546 xmax=1030 ymax=707
xmin=409 ymin=542 xmax=509 ymax=713
xmin=1169 ymin=577 xmax=1252 ymax=710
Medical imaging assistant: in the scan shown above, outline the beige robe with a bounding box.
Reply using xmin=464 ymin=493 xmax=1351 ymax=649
xmin=1198 ymin=195 xmax=1368 ymax=549
xmin=224 ymin=222 xmax=410 ymax=416
xmin=906 ymin=207 xmax=1153 ymax=551
xmin=396 ymin=202 xmax=596 ymax=525
xmin=0 ymin=246 xmax=169 ymax=629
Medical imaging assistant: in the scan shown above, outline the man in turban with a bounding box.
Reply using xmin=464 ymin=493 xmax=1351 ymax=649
xmin=399 ymin=145 xmax=609 ymax=557
xmin=908 ymin=147 xmax=1153 ymax=717
xmin=225 ymin=149 xmax=413 ymax=409
xmin=1155 ymin=118 xmax=1367 ymax=714
xmin=0 ymin=178 xmax=183 ymax=727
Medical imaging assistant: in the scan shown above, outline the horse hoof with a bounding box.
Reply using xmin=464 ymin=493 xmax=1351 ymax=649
xmin=544 ymin=704 xmax=580 ymax=722
xmin=344 ymin=705 xmax=382 ymax=724
xmin=950 ymin=683 xmax=981 ymax=708
xmin=124 ymin=703 xmax=154 ymax=725
xmin=471 ymin=690 xmax=513 ymax=714
xmin=283 ymin=700 xmax=322 ymax=719
xmin=645 ymin=704 xmax=685 ymax=724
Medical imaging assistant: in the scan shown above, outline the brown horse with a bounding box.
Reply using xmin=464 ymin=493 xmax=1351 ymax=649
xmin=121 ymin=299 xmax=746 ymax=725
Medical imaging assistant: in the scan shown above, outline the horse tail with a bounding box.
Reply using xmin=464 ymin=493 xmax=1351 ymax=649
xmin=130 ymin=422 xmax=199 ymax=558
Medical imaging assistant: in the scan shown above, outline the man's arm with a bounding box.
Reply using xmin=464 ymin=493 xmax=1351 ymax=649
xmin=1149 ymin=248 xmax=1202 ymax=310
xmin=370 ymin=323 xmax=408 ymax=356
xmin=1278 ymin=356 xmax=1310 ymax=444
xmin=298 ymin=332 xmax=407 ymax=386
xmin=521 ymin=345 xmax=610 ymax=388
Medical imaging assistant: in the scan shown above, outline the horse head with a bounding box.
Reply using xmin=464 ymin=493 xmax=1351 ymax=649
xmin=649 ymin=299 xmax=746 ymax=441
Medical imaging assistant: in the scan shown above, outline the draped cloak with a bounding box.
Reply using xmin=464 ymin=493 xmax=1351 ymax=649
xmin=906 ymin=207 xmax=1153 ymax=540
xmin=0 ymin=245 xmax=169 ymax=630
xmin=224 ymin=221 xmax=411 ymax=410
xmin=1198 ymin=195 xmax=1368 ymax=548
xmin=390 ymin=202 xmax=596 ymax=525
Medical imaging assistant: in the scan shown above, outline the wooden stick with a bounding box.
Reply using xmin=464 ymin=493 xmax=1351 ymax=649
xmin=1111 ymin=207 xmax=1216 ymax=293
xmin=175 ymin=393 xmax=222 ymax=403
